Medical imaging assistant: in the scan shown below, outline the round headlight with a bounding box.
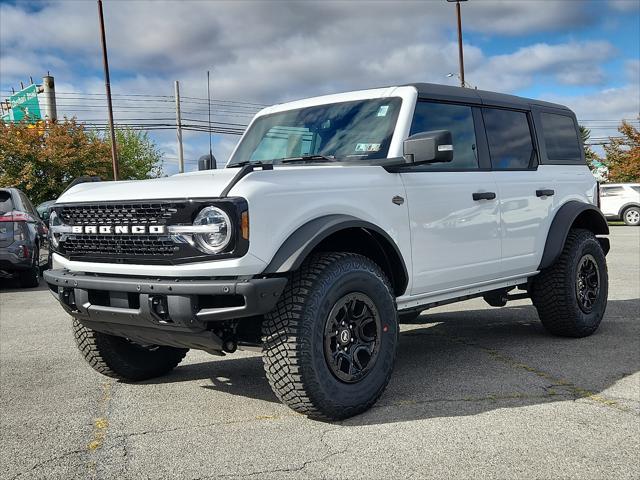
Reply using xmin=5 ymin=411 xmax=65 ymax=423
xmin=192 ymin=206 xmax=232 ymax=254
xmin=49 ymin=210 xmax=60 ymax=248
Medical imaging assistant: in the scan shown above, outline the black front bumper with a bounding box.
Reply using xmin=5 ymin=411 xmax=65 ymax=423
xmin=44 ymin=269 xmax=287 ymax=352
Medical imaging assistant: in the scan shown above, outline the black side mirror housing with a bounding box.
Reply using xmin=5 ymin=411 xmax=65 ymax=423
xmin=403 ymin=130 xmax=453 ymax=164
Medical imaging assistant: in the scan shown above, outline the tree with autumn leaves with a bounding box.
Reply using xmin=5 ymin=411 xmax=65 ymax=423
xmin=0 ymin=119 xmax=163 ymax=204
xmin=602 ymin=119 xmax=640 ymax=183
xmin=581 ymin=120 xmax=640 ymax=183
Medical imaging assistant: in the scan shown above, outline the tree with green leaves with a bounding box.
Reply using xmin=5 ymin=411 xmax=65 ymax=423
xmin=579 ymin=125 xmax=602 ymax=171
xmin=0 ymin=119 xmax=112 ymax=204
xmin=0 ymin=120 xmax=164 ymax=205
xmin=94 ymin=127 xmax=164 ymax=180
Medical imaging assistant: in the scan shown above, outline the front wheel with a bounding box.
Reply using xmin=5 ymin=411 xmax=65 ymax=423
xmin=73 ymin=320 xmax=188 ymax=381
xmin=262 ymin=253 xmax=398 ymax=420
xmin=531 ymin=229 xmax=608 ymax=337
xmin=623 ymin=206 xmax=640 ymax=226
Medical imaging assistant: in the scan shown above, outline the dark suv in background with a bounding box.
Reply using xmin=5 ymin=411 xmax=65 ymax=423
xmin=0 ymin=188 xmax=47 ymax=287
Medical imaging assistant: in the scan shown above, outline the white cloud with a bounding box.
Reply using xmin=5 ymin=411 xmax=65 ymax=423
xmin=609 ymin=0 xmax=640 ymax=12
xmin=468 ymin=41 xmax=615 ymax=90
xmin=1 ymin=0 xmax=636 ymax=167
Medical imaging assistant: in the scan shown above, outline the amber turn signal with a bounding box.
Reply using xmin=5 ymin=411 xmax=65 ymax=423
xmin=241 ymin=211 xmax=249 ymax=240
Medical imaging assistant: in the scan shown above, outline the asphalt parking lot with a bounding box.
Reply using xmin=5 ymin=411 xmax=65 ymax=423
xmin=1 ymin=226 xmax=638 ymax=480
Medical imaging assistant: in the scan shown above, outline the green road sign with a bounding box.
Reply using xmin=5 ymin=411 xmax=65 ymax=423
xmin=1 ymin=84 xmax=42 ymax=123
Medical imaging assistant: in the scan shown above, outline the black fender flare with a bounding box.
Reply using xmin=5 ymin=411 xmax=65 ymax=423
xmin=538 ymin=201 xmax=609 ymax=270
xmin=263 ymin=214 xmax=409 ymax=295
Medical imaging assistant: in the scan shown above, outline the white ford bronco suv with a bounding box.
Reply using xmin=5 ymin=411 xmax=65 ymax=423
xmin=45 ymin=83 xmax=610 ymax=420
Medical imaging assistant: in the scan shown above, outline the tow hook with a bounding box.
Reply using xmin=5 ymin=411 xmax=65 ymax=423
xmin=223 ymin=339 xmax=237 ymax=353
xmin=148 ymin=295 xmax=171 ymax=323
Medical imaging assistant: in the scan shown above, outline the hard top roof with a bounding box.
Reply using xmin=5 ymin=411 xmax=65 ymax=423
xmin=406 ymin=82 xmax=571 ymax=112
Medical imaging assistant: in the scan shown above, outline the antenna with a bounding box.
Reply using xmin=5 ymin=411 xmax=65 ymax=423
xmin=207 ymin=70 xmax=213 ymax=161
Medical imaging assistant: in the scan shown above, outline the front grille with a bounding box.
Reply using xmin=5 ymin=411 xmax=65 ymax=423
xmin=59 ymin=203 xmax=181 ymax=226
xmin=64 ymin=234 xmax=177 ymax=257
xmin=53 ymin=198 xmax=248 ymax=264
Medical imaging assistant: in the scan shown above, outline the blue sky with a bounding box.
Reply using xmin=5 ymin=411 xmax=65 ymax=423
xmin=1 ymin=0 xmax=639 ymax=174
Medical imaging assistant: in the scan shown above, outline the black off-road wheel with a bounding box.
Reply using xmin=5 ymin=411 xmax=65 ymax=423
xmin=73 ymin=319 xmax=188 ymax=381
xmin=262 ymin=253 xmax=398 ymax=420
xmin=18 ymin=246 xmax=40 ymax=288
xmin=531 ymin=229 xmax=608 ymax=337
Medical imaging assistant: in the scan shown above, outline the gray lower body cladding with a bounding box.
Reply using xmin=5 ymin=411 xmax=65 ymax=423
xmin=44 ymin=269 xmax=287 ymax=353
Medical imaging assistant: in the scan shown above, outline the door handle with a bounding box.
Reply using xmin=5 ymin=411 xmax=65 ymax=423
xmin=472 ymin=192 xmax=496 ymax=201
xmin=536 ymin=189 xmax=555 ymax=197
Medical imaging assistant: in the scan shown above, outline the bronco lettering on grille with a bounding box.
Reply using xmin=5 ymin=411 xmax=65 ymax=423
xmin=70 ymin=225 xmax=166 ymax=234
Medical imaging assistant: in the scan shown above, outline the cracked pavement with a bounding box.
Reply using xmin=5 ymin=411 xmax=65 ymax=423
xmin=1 ymin=226 xmax=638 ymax=479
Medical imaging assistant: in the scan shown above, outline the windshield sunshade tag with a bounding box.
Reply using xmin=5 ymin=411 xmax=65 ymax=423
xmin=355 ymin=143 xmax=381 ymax=153
xmin=377 ymin=105 xmax=389 ymax=117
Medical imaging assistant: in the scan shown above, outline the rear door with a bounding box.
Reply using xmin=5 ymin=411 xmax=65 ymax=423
xmin=400 ymin=101 xmax=502 ymax=295
xmin=481 ymin=107 xmax=554 ymax=277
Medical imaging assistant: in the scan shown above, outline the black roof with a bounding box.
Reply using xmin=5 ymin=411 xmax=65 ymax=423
xmin=405 ymin=82 xmax=571 ymax=112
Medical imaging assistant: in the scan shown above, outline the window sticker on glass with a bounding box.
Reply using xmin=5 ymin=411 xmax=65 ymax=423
xmin=377 ymin=105 xmax=389 ymax=117
xmin=355 ymin=143 xmax=381 ymax=153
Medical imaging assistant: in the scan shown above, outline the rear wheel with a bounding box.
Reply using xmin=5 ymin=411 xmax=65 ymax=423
xmin=73 ymin=320 xmax=188 ymax=381
xmin=531 ymin=229 xmax=608 ymax=337
xmin=18 ymin=246 xmax=39 ymax=288
xmin=622 ymin=206 xmax=640 ymax=226
xmin=262 ymin=253 xmax=398 ymax=420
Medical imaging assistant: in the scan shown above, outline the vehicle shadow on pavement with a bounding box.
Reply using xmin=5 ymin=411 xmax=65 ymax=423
xmin=140 ymin=354 xmax=281 ymax=404
xmin=0 ymin=277 xmax=50 ymax=292
xmin=131 ymin=298 xmax=640 ymax=421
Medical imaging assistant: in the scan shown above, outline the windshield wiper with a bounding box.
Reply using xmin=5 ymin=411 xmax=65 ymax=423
xmin=280 ymin=155 xmax=336 ymax=164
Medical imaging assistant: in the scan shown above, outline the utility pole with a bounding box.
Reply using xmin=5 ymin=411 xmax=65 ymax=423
xmin=41 ymin=75 xmax=57 ymax=121
xmin=447 ymin=0 xmax=467 ymax=88
xmin=97 ymin=0 xmax=119 ymax=180
xmin=175 ymin=80 xmax=184 ymax=173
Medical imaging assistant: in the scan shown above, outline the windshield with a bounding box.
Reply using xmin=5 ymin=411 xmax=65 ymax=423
xmin=228 ymin=97 xmax=402 ymax=166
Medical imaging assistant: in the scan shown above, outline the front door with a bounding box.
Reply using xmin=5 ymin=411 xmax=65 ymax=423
xmin=401 ymin=101 xmax=502 ymax=296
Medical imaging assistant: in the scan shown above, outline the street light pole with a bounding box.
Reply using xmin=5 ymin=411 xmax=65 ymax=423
xmin=97 ymin=0 xmax=119 ymax=180
xmin=447 ymin=0 xmax=467 ymax=88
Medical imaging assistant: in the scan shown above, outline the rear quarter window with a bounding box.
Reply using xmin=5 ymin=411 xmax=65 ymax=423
xmin=601 ymin=186 xmax=625 ymax=196
xmin=0 ymin=191 xmax=14 ymax=213
xmin=540 ymin=112 xmax=582 ymax=163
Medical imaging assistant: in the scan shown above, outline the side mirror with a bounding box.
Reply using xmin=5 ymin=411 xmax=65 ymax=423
xmin=403 ymin=130 xmax=453 ymax=164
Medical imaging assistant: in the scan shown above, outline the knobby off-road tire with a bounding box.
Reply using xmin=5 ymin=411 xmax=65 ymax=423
xmin=531 ymin=229 xmax=608 ymax=338
xmin=262 ymin=253 xmax=399 ymax=420
xmin=73 ymin=319 xmax=188 ymax=381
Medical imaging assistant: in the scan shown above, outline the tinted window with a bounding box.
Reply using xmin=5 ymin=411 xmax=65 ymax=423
xmin=0 ymin=191 xmax=14 ymax=214
xmin=630 ymin=186 xmax=640 ymax=194
xmin=409 ymin=102 xmax=478 ymax=170
xmin=601 ymin=186 xmax=625 ymax=196
xmin=483 ymin=108 xmax=534 ymax=169
xmin=18 ymin=191 xmax=38 ymax=217
xmin=540 ymin=113 xmax=581 ymax=161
